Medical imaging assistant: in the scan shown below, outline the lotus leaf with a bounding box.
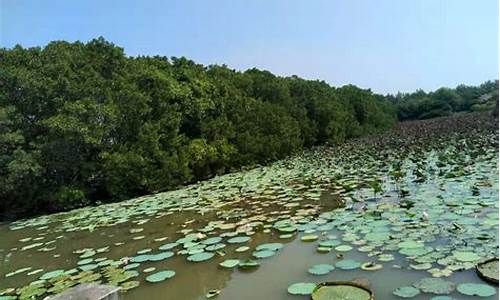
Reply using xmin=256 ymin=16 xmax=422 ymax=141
xmin=452 ymin=251 xmax=480 ymax=262
xmin=145 ymin=270 xmax=176 ymax=283
xmin=335 ymin=259 xmax=361 ymax=270
xmin=252 ymin=250 xmax=275 ymax=259
xmin=219 ymin=259 xmax=240 ymax=268
xmin=311 ymin=284 xmax=371 ymax=300
xmin=393 ymin=286 xmax=420 ymax=298
xmin=187 ymin=252 xmax=214 ymax=262
xmin=413 ymin=278 xmax=455 ymax=294
xmin=287 ymin=282 xmax=316 ymax=295
xmin=456 ymin=283 xmax=496 ymax=297
xmin=227 ymin=236 xmax=251 ymax=244
xmin=308 ymin=264 xmax=334 ymax=275
xmin=335 ymin=245 xmax=353 ymax=252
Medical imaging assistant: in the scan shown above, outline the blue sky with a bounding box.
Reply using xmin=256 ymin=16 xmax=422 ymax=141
xmin=1 ymin=0 xmax=498 ymax=94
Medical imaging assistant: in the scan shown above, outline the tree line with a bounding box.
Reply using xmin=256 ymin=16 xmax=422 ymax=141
xmin=387 ymin=80 xmax=499 ymax=120
xmin=0 ymin=38 xmax=396 ymax=219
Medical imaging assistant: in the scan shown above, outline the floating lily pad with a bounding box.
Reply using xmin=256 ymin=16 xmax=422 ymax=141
xmin=5 ymin=267 xmax=31 ymax=278
xmin=202 ymin=237 xmax=223 ymax=245
xmin=187 ymin=252 xmax=214 ymax=262
xmin=235 ymin=246 xmax=250 ymax=253
xmin=155 ymin=251 xmax=176 ymax=261
xmin=39 ymin=269 xmax=64 ymax=280
xmin=159 ymin=243 xmax=178 ymax=251
xmin=227 ymin=236 xmax=251 ymax=244
xmin=453 ymin=251 xmax=481 ymax=262
xmin=393 ymin=286 xmax=420 ymax=298
xmin=335 ymin=245 xmax=353 ymax=252
xmin=335 ymin=259 xmax=361 ymax=270
xmin=410 ymin=263 xmax=432 ymax=270
xmin=311 ymin=282 xmax=372 ymax=300
xmin=238 ymin=260 xmax=259 ymax=269
xmin=123 ymin=263 xmax=140 ymax=270
xmin=308 ymin=264 xmax=334 ymax=275
xmin=365 ymin=232 xmax=390 ymax=242
xmin=456 ymin=283 xmax=496 ymax=297
xmin=378 ymin=254 xmax=395 ymax=262
xmin=79 ymin=250 xmax=96 ymax=258
xmin=120 ymin=280 xmax=140 ymax=291
xmin=255 ymin=243 xmax=283 ymax=251
xmin=476 ymin=258 xmax=499 ymax=283
xmin=206 ymin=243 xmax=225 ymax=251
xmin=143 ymin=267 xmax=156 ymax=273
xmin=17 ymin=284 xmax=47 ymax=299
xmin=301 ymin=235 xmax=318 ymax=242
xmin=77 ymin=258 xmax=93 ymax=265
xmin=287 ymin=282 xmax=316 ymax=295
xmin=277 ymin=226 xmax=297 ymax=233
xmin=317 ymin=246 xmax=332 ymax=253
xmin=252 ymin=250 xmax=275 ymax=259
xmin=219 ymin=259 xmax=240 ymax=268
xmin=413 ymin=278 xmax=455 ymax=294
xmin=137 ymin=248 xmax=152 ymax=255
xmin=398 ymin=241 xmax=424 ymax=249
xmin=361 ymin=262 xmax=382 ymax=271
xmin=145 ymin=270 xmax=176 ymax=283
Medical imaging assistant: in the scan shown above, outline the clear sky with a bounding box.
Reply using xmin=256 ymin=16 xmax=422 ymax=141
xmin=1 ymin=0 xmax=498 ymax=94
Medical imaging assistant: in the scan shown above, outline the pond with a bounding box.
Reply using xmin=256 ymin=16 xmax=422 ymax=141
xmin=0 ymin=115 xmax=498 ymax=300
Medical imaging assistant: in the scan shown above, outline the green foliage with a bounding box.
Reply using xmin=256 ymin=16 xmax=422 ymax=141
xmin=390 ymin=81 xmax=499 ymax=120
xmin=0 ymin=38 xmax=396 ymax=219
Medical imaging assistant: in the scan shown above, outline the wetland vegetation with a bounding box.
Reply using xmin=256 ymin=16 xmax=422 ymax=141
xmin=1 ymin=39 xmax=497 ymax=221
xmin=0 ymin=111 xmax=498 ymax=300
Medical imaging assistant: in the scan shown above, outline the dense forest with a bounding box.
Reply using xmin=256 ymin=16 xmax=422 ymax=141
xmin=0 ymin=38 xmax=496 ymax=220
xmin=388 ymin=80 xmax=498 ymax=120
xmin=0 ymin=38 xmax=396 ymax=219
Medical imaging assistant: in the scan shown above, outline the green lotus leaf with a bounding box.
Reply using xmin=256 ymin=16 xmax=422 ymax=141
xmin=335 ymin=259 xmax=361 ymax=270
xmin=227 ymin=236 xmax=251 ymax=244
xmin=187 ymin=252 xmax=214 ymax=262
xmin=219 ymin=259 xmax=240 ymax=268
xmin=361 ymin=262 xmax=382 ymax=271
xmin=413 ymin=278 xmax=455 ymax=294
xmin=120 ymin=280 xmax=140 ymax=291
xmin=398 ymin=241 xmax=424 ymax=249
xmin=307 ymin=264 xmax=334 ymax=275
xmin=158 ymin=242 xmax=178 ymax=251
xmin=452 ymin=251 xmax=481 ymax=262
xmin=393 ymin=286 xmax=420 ymax=298
xmin=311 ymin=284 xmax=371 ymax=300
xmin=301 ymin=235 xmax=318 ymax=242
xmin=477 ymin=259 xmax=499 ymax=282
xmin=123 ymin=263 xmax=140 ymax=270
xmin=39 ymin=269 xmax=65 ymax=280
xmin=235 ymin=246 xmax=250 ymax=253
xmin=255 ymin=243 xmax=283 ymax=251
xmin=456 ymin=283 xmax=496 ymax=297
xmin=145 ymin=270 xmax=176 ymax=283
xmin=335 ymin=245 xmax=353 ymax=252
xmin=205 ymin=243 xmax=226 ymax=251
xmin=202 ymin=237 xmax=223 ymax=245
xmin=238 ymin=260 xmax=259 ymax=269
xmin=252 ymin=250 xmax=276 ymax=259
xmin=287 ymin=282 xmax=316 ymax=295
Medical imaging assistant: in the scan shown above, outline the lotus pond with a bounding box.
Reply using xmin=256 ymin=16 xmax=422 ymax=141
xmin=1 ymin=113 xmax=498 ymax=300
